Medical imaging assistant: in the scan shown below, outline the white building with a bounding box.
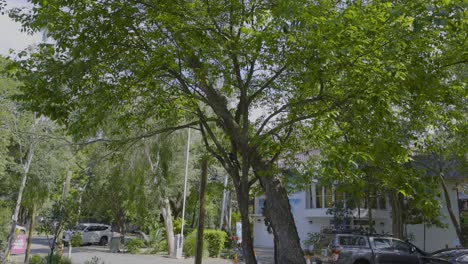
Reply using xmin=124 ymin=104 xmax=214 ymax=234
xmin=251 ymin=155 xmax=466 ymax=252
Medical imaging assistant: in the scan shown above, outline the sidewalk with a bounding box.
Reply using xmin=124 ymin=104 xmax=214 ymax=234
xmin=9 ymin=236 xmax=274 ymax=264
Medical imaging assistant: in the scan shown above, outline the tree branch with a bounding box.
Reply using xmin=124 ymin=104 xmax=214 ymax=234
xmin=196 ymin=108 xmax=241 ymax=183
xmin=256 ymin=95 xmax=324 ymax=136
xmin=248 ymin=64 xmax=288 ymax=104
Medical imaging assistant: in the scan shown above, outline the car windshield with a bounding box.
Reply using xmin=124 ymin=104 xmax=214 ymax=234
xmin=74 ymin=224 xmax=87 ymax=231
xmin=316 ymin=233 xmax=334 ymax=248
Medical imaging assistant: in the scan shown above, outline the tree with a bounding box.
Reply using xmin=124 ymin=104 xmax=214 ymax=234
xmin=412 ymin=122 xmax=468 ymax=246
xmin=6 ymin=1 xmax=466 ymax=263
xmin=0 ymin=56 xmax=75 ymax=263
xmin=143 ymin=133 xmax=188 ymax=257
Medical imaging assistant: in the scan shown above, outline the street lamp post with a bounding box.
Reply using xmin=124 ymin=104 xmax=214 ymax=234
xmin=176 ymin=128 xmax=191 ymax=258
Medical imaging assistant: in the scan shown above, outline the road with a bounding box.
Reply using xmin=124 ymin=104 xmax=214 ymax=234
xmin=9 ymin=236 xmax=274 ymax=264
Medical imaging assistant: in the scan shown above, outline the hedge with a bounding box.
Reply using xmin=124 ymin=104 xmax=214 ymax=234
xmin=183 ymin=229 xmax=227 ymax=258
xmin=125 ymin=238 xmax=145 ymax=254
xmin=204 ymin=230 xmax=227 ymax=257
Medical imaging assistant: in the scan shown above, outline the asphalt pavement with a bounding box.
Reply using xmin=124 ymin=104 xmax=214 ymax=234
xmin=9 ymin=236 xmax=274 ymax=264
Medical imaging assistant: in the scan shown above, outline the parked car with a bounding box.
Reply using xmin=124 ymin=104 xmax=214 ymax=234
xmin=63 ymin=223 xmax=112 ymax=246
xmin=313 ymin=230 xmax=426 ymax=264
xmin=421 ymin=248 xmax=468 ymax=264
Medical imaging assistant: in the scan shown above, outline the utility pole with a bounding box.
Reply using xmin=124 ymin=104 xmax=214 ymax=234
xmin=176 ymin=128 xmax=191 ymax=258
xmin=195 ymin=157 xmax=208 ymax=264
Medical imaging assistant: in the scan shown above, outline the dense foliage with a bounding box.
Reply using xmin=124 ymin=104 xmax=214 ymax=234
xmin=2 ymin=0 xmax=466 ymax=262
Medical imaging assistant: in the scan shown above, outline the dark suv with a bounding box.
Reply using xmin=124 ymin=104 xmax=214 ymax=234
xmin=314 ymin=231 xmax=425 ymax=264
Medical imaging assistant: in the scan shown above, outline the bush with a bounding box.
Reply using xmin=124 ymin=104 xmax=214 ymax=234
xmin=172 ymin=219 xmax=194 ymax=236
xmin=28 ymin=255 xmax=45 ymax=264
xmin=183 ymin=228 xmax=195 ymax=237
xmin=148 ymin=227 xmax=166 ymax=254
xmin=183 ymin=231 xmax=208 ymax=258
xmin=0 ymin=204 xmax=11 ymax=246
xmin=44 ymin=254 xmax=71 ymax=264
xmin=61 ymin=257 xmax=72 ymax=264
xmin=125 ymin=238 xmax=145 ymax=254
xmin=45 ymin=254 xmax=61 ymax=264
xmin=173 ymin=218 xmax=182 ymax=234
xmin=183 ymin=229 xmax=227 ymax=258
xmin=204 ymin=230 xmax=227 ymax=257
xmin=70 ymin=233 xmax=83 ymax=247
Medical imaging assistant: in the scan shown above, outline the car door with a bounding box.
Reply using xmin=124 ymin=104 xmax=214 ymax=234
xmin=89 ymin=226 xmax=101 ymax=243
xmin=391 ymin=239 xmax=420 ymax=264
xmin=82 ymin=226 xmax=93 ymax=244
xmin=372 ymin=237 xmax=398 ymax=264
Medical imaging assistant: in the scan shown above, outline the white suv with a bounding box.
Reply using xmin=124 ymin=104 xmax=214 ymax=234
xmin=63 ymin=223 xmax=112 ymax=246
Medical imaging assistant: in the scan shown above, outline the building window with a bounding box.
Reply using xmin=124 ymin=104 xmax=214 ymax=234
xmin=307 ymin=183 xmax=383 ymax=210
xmin=324 ymin=187 xmax=333 ymax=208
xmin=316 ymin=185 xmax=323 ymax=208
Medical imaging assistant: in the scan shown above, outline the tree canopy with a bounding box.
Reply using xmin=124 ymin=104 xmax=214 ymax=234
xmin=3 ymin=0 xmax=467 ymax=263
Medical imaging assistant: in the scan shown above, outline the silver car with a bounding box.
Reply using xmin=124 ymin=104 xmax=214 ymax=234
xmin=314 ymin=232 xmax=425 ymax=264
xmin=63 ymin=223 xmax=112 ymax=246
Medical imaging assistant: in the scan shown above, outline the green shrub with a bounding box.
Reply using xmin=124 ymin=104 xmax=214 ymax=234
xmin=70 ymin=233 xmax=83 ymax=247
xmin=183 ymin=228 xmax=195 ymax=237
xmin=45 ymin=254 xmax=61 ymax=264
xmin=183 ymin=229 xmax=226 ymax=257
xmin=204 ymin=230 xmax=227 ymax=257
xmin=172 ymin=219 xmax=194 ymax=236
xmin=61 ymin=257 xmax=72 ymax=264
xmin=148 ymin=227 xmax=166 ymax=254
xmin=0 ymin=204 xmax=11 ymax=246
xmin=183 ymin=231 xmax=208 ymax=258
xmin=125 ymin=238 xmax=145 ymax=254
xmin=173 ymin=218 xmax=182 ymax=234
xmin=28 ymin=255 xmax=45 ymax=264
xmin=44 ymin=254 xmax=71 ymax=264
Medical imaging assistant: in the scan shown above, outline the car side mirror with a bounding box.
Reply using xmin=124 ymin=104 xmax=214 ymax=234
xmin=410 ymin=246 xmax=416 ymax=253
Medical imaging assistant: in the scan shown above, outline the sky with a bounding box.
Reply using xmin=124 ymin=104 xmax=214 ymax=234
xmin=0 ymin=0 xmax=41 ymax=56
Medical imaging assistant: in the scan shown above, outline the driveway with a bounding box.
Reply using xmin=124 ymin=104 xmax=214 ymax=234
xmin=10 ymin=236 xmax=274 ymax=264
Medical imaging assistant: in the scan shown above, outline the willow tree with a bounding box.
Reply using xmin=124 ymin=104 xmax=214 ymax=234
xmin=5 ymin=0 xmax=466 ymax=263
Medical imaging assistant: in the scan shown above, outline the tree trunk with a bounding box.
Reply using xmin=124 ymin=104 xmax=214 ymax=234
xmin=390 ymin=192 xmax=404 ymax=239
xmin=58 ymin=169 xmax=72 ymax=251
xmin=258 ymin=175 xmax=306 ymax=264
xmin=235 ymin=181 xmax=257 ymax=264
xmin=161 ymin=197 xmax=176 ymax=257
xmin=195 ymin=158 xmax=208 ymax=264
xmin=191 ymin=205 xmax=197 ymax=229
xmin=440 ymin=175 xmax=464 ymax=246
xmin=367 ymin=193 xmax=374 ymax=233
xmin=250 ymin=154 xmax=305 ymax=264
xmin=263 ymin=205 xmax=279 ymax=263
xmin=24 ymin=203 xmax=36 ymax=263
xmin=3 ymin=136 xmax=36 ymax=262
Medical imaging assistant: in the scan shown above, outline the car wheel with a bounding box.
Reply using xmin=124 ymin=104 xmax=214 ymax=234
xmin=99 ymin=236 xmax=108 ymax=246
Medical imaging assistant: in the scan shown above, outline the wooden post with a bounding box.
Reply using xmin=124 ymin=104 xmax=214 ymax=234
xmin=24 ymin=203 xmax=36 ymax=262
xmin=195 ymin=157 xmax=208 ymax=264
